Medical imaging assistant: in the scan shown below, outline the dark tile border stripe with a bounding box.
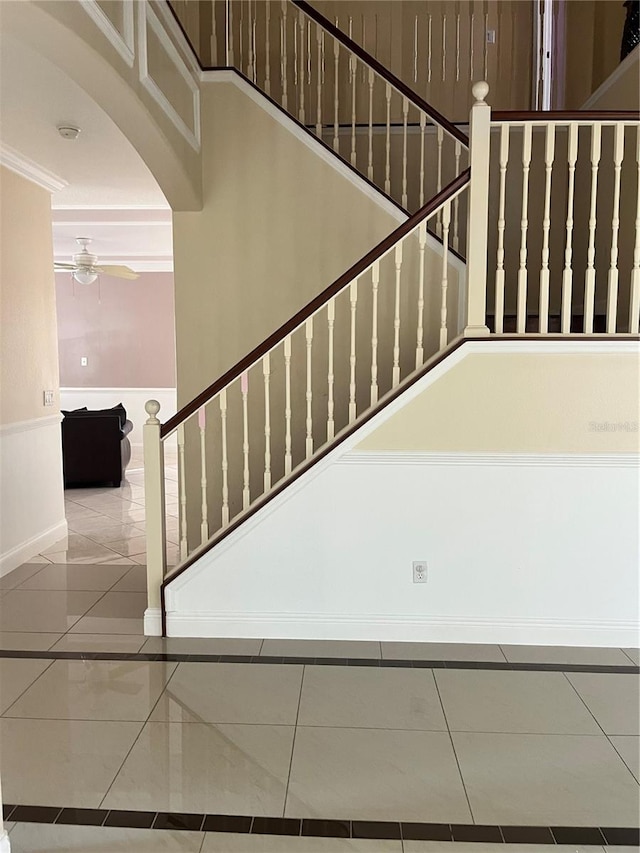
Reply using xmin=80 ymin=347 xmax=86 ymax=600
xmin=0 ymin=648 xmax=637 ymax=674
xmin=4 ymin=804 xmax=638 ymax=844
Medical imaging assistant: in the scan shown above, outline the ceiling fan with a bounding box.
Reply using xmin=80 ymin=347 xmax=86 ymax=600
xmin=54 ymin=237 xmax=139 ymax=285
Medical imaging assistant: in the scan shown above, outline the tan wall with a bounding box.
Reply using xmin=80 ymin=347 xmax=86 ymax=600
xmin=0 ymin=167 xmax=61 ymax=424
xmin=583 ymin=47 xmax=640 ymax=109
xmin=356 ymin=351 xmax=640 ymax=453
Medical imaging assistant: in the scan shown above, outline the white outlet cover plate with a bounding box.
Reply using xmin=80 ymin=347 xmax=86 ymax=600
xmin=413 ymin=561 xmax=428 ymax=583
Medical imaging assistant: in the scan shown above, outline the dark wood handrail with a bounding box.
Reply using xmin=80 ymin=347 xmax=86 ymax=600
xmin=492 ymin=110 xmax=640 ymax=121
xmin=161 ymin=168 xmax=470 ymax=438
xmin=291 ymin=0 xmax=469 ymax=148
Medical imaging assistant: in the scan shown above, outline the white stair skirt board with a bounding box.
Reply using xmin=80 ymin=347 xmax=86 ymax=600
xmin=165 ymin=340 xmax=640 ymax=647
xmin=0 ymin=415 xmax=67 ymax=577
xmin=144 ymin=607 xmax=163 ymax=636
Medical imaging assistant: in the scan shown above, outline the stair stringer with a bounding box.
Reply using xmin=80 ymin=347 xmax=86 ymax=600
xmin=163 ymin=337 xmax=640 ymax=647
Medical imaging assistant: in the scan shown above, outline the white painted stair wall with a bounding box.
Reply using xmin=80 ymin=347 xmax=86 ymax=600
xmin=164 ymin=339 xmax=640 ymax=647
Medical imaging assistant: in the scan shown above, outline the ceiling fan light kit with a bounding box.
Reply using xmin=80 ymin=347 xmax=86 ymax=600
xmin=53 ymin=237 xmax=140 ymax=285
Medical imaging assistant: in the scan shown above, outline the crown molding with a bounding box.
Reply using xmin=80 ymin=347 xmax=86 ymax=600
xmin=0 ymin=143 xmax=68 ymax=193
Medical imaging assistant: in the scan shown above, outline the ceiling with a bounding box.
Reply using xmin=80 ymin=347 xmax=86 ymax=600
xmin=0 ymin=31 xmax=172 ymax=266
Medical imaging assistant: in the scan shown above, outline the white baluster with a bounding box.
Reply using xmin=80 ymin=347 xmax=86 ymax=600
xmin=247 ymin=0 xmax=254 ymax=80
xmin=333 ymin=36 xmax=340 ymax=152
xmin=143 ymin=400 xmax=166 ymax=628
xmin=436 ymin=125 xmax=444 ymax=234
xmin=298 ymin=12 xmax=305 ymax=123
xmin=349 ymin=278 xmax=358 ymax=422
xmin=414 ymin=15 xmax=418 ymax=83
xmin=607 ymin=123 xmax=624 ymax=333
xmin=263 ymin=354 xmax=271 ymax=492
xmin=484 ymin=10 xmax=489 ymax=81
xmin=427 ymin=14 xmax=432 ymax=84
xmin=177 ymin=422 xmax=188 ymax=560
xmin=539 ymin=123 xmax=555 ymax=333
xmin=630 ymin=125 xmax=640 ymax=334
xmin=401 ymin=97 xmax=409 ymax=209
xmin=265 ymin=0 xmax=271 ymax=95
xmin=419 ymin=112 xmax=426 ymax=207
xmin=239 ymin=0 xmax=243 ymax=72
xmin=453 ymin=139 xmax=462 ymax=250
xmin=470 ymin=11 xmax=475 ymax=80
xmin=316 ymin=23 xmax=323 ymax=136
xmin=393 ymin=241 xmax=403 ymax=386
xmin=517 ymin=123 xmax=533 ymax=333
xmin=385 ymin=83 xmax=392 ymax=195
xmin=350 ymin=53 xmax=357 ymax=166
xmin=220 ymin=389 xmax=229 ymax=526
xmin=307 ymin=12 xmax=311 ymax=85
xmin=416 ymin=220 xmax=427 ymax=367
xmin=367 ymin=68 xmax=374 ymax=180
xmin=371 ymin=260 xmax=380 ymax=405
xmin=284 ymin=335 xmax=292 ymax=475
xmin=241 ymin=373 xmax=250 ymax=510
xmin=210 ymin=0 xmax=218 ymax=65
xmin=561 ymin=122 xmax=578 ymax=333
xmin=198 ymin=406 xmax=209 ymax=544
xmin=584 ymin=123 xmax=601 ymax=333
xmin=441 ymin=11 xmax=447 ymax=82
xmin=456 ymin=11 xmax=460 ymax=81
xmin=327 ymin=298 xmax=336 ymax=440
xmin=440 ymin=201 xmax=452 ymax=348
xmin=227 ymin=0 xmax=234 ymax=65
xmin=305 ymin=317 xmax=313 ymax=458
xmin=281 ymin=1 xmax=288 ymax=110
xmin=495 ymin=123 xmax=510 ymax=334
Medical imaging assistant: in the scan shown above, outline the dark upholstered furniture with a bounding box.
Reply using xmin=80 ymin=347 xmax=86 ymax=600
xmin=61 ymin=406 xmax=133 ymax=488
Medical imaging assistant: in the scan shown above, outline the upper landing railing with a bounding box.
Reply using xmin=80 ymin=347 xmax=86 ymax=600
xmin=168 ymin=0 xmax=469 ymax=217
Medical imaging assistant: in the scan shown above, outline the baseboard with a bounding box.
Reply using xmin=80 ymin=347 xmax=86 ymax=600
xmin=0 ymin=518 xmax=68 ymax=579
xmin=165 ymin=612 xmax=639 ymax=647
xmin=144 ymin=607 xmax=163 ymax=636
xmin=0 ymin=830 xmax=10 ymax=853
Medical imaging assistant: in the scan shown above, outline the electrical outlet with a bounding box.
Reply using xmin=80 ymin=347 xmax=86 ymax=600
xmin=43 ymin=390 xmax=54 ymax=406
xmin=413 ymin=561 xmax=428 ymax=583
xmin=486 ymin=29 xmax=496 ymax=44
xmin=81 ymin=357 xmax=88 ymax=367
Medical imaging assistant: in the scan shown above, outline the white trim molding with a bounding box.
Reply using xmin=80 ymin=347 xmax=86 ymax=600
xmin=138 ymin=3 xmax=201 ymax=151
xmin=0 ymin=143 xmax=67 ymax=193
xmin=144 ymin=607 xmax=163 ymax=636
xmin=79 ymin=0 xmax=135 ymax=67
xmin=0 ymin=413 xmax=63 ymax=437
xmin=0 ymin=520 xmax=68 ymax=579
xmin=341 ymin=451 xmax=640 ymax=468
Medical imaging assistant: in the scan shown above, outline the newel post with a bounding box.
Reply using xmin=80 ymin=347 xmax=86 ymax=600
xmin=144 ymin=400 xmax=166 ymax=636
xmin=464 ymin=81 xmax=492 ymax=336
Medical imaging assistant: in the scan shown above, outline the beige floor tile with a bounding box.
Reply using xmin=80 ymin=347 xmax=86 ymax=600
xmin=50 ymin=633 xmax=148 ymax=653
xmin=103 ymin=535 xmax=147 ymax=556
xmin=609 ymin=735 xmax=640 ymax=780
xmin=62 ymin=503 xmax=102 ymax=520
xmin=404 ymin=846 xmax=602 ymax=853
xmin=140 ymin=636 xmax=262 ymax=655
xmin=15 ymin=563 xmax=130 ymax=591
xmin=434 ymin=670 xmax=602 ymax=734
xmin=71 ymin=495 xmax=144 ymax=511
xmin=8 ymin=823 xmax=203 ymax=852
xmin=110 ymin=565 xmax=148 ymax=592
xmin=70 ymin=615 xmax=144 ymax=635
xmin=202 ymin=835 xmax=402 ymax=852
xmin=261 ymin=639 xmax=381 ymax=659
xmin=151 ymin=662 xmax=303 ymax=724
xmin=68 ymin=516 xmax=143 ymax=538
xmin=0 ymin=717 xmax=143 ymax=807
xmin=500 ymin=644 xmax=633 ymax=666
xmin=381 ymin=642 xmax=506 ymax=662
xmin=0 ymin=658 xmax=53 ymax=714
xmin=0 ymin=632 xmax=61 ymax=651
xmin=43 ymin=533 xmax=123 ymax=565
xmin=452 ymin=731 xmax=640 ymax=825
xmin=298 ymin=666 xmax=447 ymax=730
xmin=7 ymin=659 xmax=177 ymax=721
xmin=285 ymin=727 xmax=471 ymax=821
xmin=0 ymin=563 xmax=46 ymax=590
xmin=82 ymin=590 xmax=147 ymax=618
xmin=100 ymin=505 xmax=147 ymax=523
xmin=623 ymin=648 xmax=640 ymax=665
xmin=0 ymin=589 xmax=103 ymax=632
xmin=566 ymin=673 xmax=640 ymax=735
xmin=102 ymin=721 xmax=295 ymax=814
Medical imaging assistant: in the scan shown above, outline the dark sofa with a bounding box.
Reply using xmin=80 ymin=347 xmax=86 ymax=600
xmin=61 ymin=404 xmax=133 ymax=488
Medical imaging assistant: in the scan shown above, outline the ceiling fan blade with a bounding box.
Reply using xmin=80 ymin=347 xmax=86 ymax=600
xmin=54 ymin=263 xmax=77 ymax=270
xmin=95 ymin=265 xmax=139 ymax=280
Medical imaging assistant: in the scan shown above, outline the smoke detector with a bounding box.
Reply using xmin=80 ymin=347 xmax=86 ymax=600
xmin=57 ymin=125 xmax=81 ymax=141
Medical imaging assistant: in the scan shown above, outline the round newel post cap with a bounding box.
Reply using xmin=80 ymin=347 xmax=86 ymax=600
xmin=145 ymin=399 xmax=161 ymax=424
xmin=472 ymin=81 xmax=490 ymax=103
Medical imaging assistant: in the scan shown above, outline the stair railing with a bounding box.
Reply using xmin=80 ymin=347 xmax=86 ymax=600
xmin=169 ymin=0 xmax=469 ymax=218
xmin=143 ymin=168 xmax=470 ymax=631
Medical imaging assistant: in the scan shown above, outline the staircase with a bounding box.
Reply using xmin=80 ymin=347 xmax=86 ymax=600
xmin=144 ymin=0 xmax=640 ymax=637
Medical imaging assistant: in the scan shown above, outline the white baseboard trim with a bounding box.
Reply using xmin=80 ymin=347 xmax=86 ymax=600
xmin=166 ymin=612 xmax=639 ymax=647
xmin=0 ymin=518 xmax=68 ymax=579
xmin=0 ymin=830 xmax=11 ymax=853
xmin=144 ymin=607 xmax=163 ymax=636
xmin=341 ymin=451 xmax=640 ymax=468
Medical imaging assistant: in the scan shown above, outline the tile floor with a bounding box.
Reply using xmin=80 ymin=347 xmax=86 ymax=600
xmin=0 ymin=457 xmax=638 ymax=851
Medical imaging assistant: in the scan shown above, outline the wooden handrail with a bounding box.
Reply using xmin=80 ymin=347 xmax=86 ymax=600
xmin=161 ymin=168 xmax=470 ymax=438
xmin=492 ymin=110 xmax=640 ymax=121
xmin=291 ymin=0 xmax=469 ymax=148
